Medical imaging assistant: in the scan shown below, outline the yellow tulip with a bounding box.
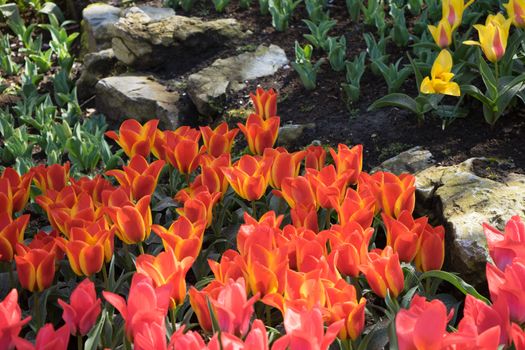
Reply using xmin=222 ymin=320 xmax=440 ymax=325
xmin=420 ymin=49 xmax=461 ymax=96
xmin=442 ymin=0 xmax=475 ymax=30
xmin=503 ymin=0 xmax=525 ymax=28
xmin=464 ymin=13 xmax=512 ymax=63
xmin=428 ymin=18 xmax=454 ymax=48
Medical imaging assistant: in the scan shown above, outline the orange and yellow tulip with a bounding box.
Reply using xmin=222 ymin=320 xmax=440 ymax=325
xmin=443 ymin=0 xmax=475 ymax=30
xmin=189 ymin=280 xmax=223 ymax=333
xmin=306 ymin=165 xmax=351 ymax=209
xmin=504 ymin=0 xmax=525 ymax=27
xmin=105 ymin=119 xmax=159 ymax=158
xmin=277 ymin=176 xmax=317 ymax=212
xmin=329 ymin=144 xmax=363 ymax=185
xmin=152 ymin=215 xmax=205 ymax=261
xmin=68 ymin=220 xmax=114 ymax=263
xmin=250 ymin=87 xmax=277 ymax=120
xmin=221 ymin=155 xmax=272 ymax=201
xmin=0 ymin=168 xmax=32 ymax=215
xmin=304 ymin=145 xmax=327 ymax=171
xmin=31 ymin=162 xmax=70 ymax=194
xmin=175 ymin=189 xmax=220 ymax=228
xmin=162 ymin=127 xmax=205 ymax=175
xmin=242 ymin=244 xmax=288 ymax=296
xmin=14 ymin=244 xmax=56 ymax=292
xmin=136 ymin=246 xmax=194 ymax=309
xmin=0 ymin=213 xmax=30 ymax=262
xmin=360 ymin=246 xmax=405 ymax=299
xmin=209 ymin=249 xmax=244 ymax=285
xmin=105 ymin=194 xmax=152 ymax=245
xmin=200 ymin=122 xmax=239 ymax=158
xmin=264 ymin=148 xmax=306 ymax=189
xmin=464 ymin=13 xmax=512 ymax=63
xmin=415 ymin=223 xmax=445 ymax=272
xmin=333 ymin=188 xmax=375 ymax=228
xmin=428 ymin=18 xmax=454 ymax=48
xmin=106 ymin=155 xmax=165 ymax=201
xmin=28 ymin=230 xmax=64 ymax=261
xmin=382 ymin=210 xmax=427 ymax=263
xmin=238 ymin=114 xmax=280 ymax=155
xmin=290 ymin=207 xmax=319 ymax=232
xmin=70 ymin=175 xmax=114 ymax=209
xmin=420 ymin=49 xmax=461 ymax=96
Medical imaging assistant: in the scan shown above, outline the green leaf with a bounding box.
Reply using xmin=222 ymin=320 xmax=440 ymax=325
xmin=85 ymin=310 xmax=107 ymax=350
xmin=478 ymin=58 xmax=498 ymax=99
xmin=368 ymin=93 xmax=418 ymax=114
xmin=419 ymin=270 xmax=490 ymax=304
xmin=461 ymin=84 xmax=493 ymax=106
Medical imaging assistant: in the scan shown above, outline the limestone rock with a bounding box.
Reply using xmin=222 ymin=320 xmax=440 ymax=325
xmin=278 ymin=123 xmax=315 ymax=148
xmin=187 ymin=44 xmax=288 ymax=116
xmin=112 ymin=9 xmax=247 ymax=69
xmin=415 ymin=158 xmax=525 ymax=286
xmin=96 ymin=75 xmax=181 ymax=129
xmin=76 ymin=49 xmax=122 ymax=101
xmin=82 ymin=4 xmax=121 ymax=53
xmin=374 ymin=146 xmax=435 ymax=175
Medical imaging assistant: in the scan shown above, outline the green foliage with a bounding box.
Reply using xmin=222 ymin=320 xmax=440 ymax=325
xmin=342 ymin=51 xmax=367 ymax=105
xmin=303 ymin=18 xmax=336 ymax=51
xmin=389 ymin=4 xmax=409 ymax=47
xmin=212 ymin=0 xmax=230 ymax=11
xmin=239 ymin=0 xmax=252 ymax=9
xmin=345 ymin=0 xmax=361 ymax=21
xmin=360 ymin=0 xmax=386 ymax=34
xmin=374 ymin=57 xmax=412 ymax=93
xmin=327 ymin=35 xmax=347 ymax=72
xmin=304 ymin=0 xmax=329 ymax=23
xmin=363 ymin=33 xmax=389 ymax=76
xmin=291 ymin=41 xmax=324 ymax=90
xmin=268 ymin=0 xmax=302 ymax=31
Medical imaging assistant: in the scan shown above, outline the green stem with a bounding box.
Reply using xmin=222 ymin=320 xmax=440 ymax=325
xmin=425 ymin=277 xmax=432 ymax=295
xmin=495 ymin=60 xmax=499 ymax=81
xmin=350 ymin=276 xmax=362 ymax=298
xmin=325 ymin=208 xmax=332 ymax=230
xmin=77 ymin=334 xmax=83 ymax=350
xmin=7 ymin=261 xmax=15 ymax=290
xmin=185 ymin=173 xmax=191 ymax=189
xmin=34 ymin=292 xmax=41 ymax=329
xmin=265 ymin=305 xmax=272 ymax=327
xmin=251 ymin=200 xmax=257 ymax=219
xmin=102 ymin=260 xmax=109 ymax=291
xmin=124 ymin=334 xmax=132 ymax=350
xmin=170 ymin=307 xmax=178 ymax=332
xmin=138 ymin=241 xmax=145 ymax=255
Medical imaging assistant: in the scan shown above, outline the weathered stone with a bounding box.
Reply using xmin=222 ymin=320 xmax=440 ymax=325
xmin=82 ymin=3 xmax=121 ymax=53
xmin=96 ymin=75 xmax=181 ymax=129
xmin=76 ymin=49 xmax=122 ymax=101
xmin=278 ymin=123 xmax=315 ymax=148
xmin=187 ymin=45 xmax=288 ymax=116
xmin=373 ymin=146 xmax=435 ymax=175
xmin=415 ymin=158 xmax=525 ymax=286
xmin=112 ymin=9 xmax=247 ymax=69
xmin=123 ymin=6 xmax=175 ymax=21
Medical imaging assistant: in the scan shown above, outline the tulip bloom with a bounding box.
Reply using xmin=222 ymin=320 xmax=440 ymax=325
xmin=0 ymin=213 xmax=30 ymax=262
xmin=13 ymin=324 xmax=70 ymax=350
xmin=415 ymin=223 xmax=445 ymax=272
xmin=443 ymin=0 xmax=474 ymax=30
xmin=396 ymin=295 xmax=449 ymax=350
xmin=30 ymin=162 xmax=70 ymax=194
xmin=175 ymin=189 xmax=220 ymax=228
xmin=208 ymin=319 xmax=269 ymax=350
xmin=152 ymin=216 xmax=205 ymax=261
xmin=28 ymin=230 xmax=64 ymax=261
xmin=134 ymin=322 xmax=167 ymax=350
xmin=136 ymin=247 xmax=194 ymax=309
xmin=483 ymin=215 xmax=525 ymax=271
xmin=329 ymin=144 xmax=363 ymax=185
xmin=486 ymin=259 xmax=525 ymax=323
xmin=209 ymin=249 xmax=245 ymax=285
xmin=189 ymin=281 xmax=223 ymax=333
xmin=383 ymin=211 xmax=427 ymax=263
xmin=58 ymin=229 xmax=110 ymax=277
xmin=163 ymin=127 xmax=205 ymax=175
xmin=200 ymin=122 xmax=239 ymax=158
xmin=70 ymin=175 xmax=114 ymax=209
xmin=106 ymin=155 xmax=165 ymax=201
xmin=168 ymin=327 xmax=207 ymax=349
xmin=511 ymin=323 xmax=525 ymax=349
xmin=103 ymin=273 xmax=172 ymax=340
xmin=14 ymin=245 xmax=55 ymax=292
xmin=428 ymin=18 xmax=454 ymax=48
xmin=105 ymin=195 xmax=152 ymax=245
xmin=238 ymin=114 xmax=280 ymax=155
xmin=264 ymin=148 xmax=306 ymax=190
xmin=304 ymin=145 xmax=327 ymax=171
xmin=360 ymin=246 xmax=405 ymax=299
xmin=333 ymin=188 xmax=375 ymax=228
xmin=277 ymin=176 xmax=317 ymax=212
xmin=190 ymin=153 xmax=230 ymax=197
xmin=464 ymin=13 xmax=512 ymax=63
xmin=504 ymin=0 xmax=525 ymax=27
xmin=221 ymin=155 xmax=272 ymax=201
xmin=250 ymin=87 xmax=277 ymax=120
xmin=0 ymin=168 xmax=32 ymax=215
xmin=58 ymin=278 xmax=101 ymax=336
xmin=306 ymin=165 xmax=351 ymax=209
xmin=420 ymin=49 xmax=460 ymax=96
xmin=105 ymin=119 xmax=159 ymax=158
xmin=0 ymin=289 xmax=31 ymax=350
xmin=272 ymin=305 xmax=344 ymax=350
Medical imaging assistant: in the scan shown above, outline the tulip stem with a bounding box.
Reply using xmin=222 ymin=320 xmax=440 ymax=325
xmin=34 ymin=292 xmax=41 ymax=329
xmin=77 ymin=334 xmax=84 ymax=350
xmin=251 ymin=201 xmax=257 ymax=219
xmin=7 ymin=261 xmax=15 ymax=290
xmin=265 ymin=305 xmax=272 ymax=326
xmin=170 ymin=307 xmax=178 ymax=332
xmin=124 ymin=335 xmax=132 ymax=350
xmin=425 ymin=277 xmax=432 ymax=295
xmin=325 ymin=208 xmax=332 ymax=230
xmin=138 ymin=242 xmax=145 ymax=255
xmin=102 ymin=261 xmax=109 ymax=291
xmin=494 ymin=61 xmax=499 ymax=81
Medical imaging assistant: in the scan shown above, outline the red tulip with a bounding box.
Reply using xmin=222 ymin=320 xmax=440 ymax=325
xmin=382 ymin=211 xmax=427 ymax=263
xmin=152 ymin=215 xmax=205 ymax=261
xmin=360 ymin=246 xmax=405 ymax=299
xmin=13 ymin=324 xmax=70 ymax=350
xmin=415 ymin=223 xmax=445 ymax=272
xmin=486 ymin=258 xmax=525 ymax=323
xmin=107 ymin=155 xmax=165 ymax=201
xmin=208 ymin=249 xmax=244 ymax=285
xmin=105 ymin=119 xmax=159 ymax=158
xmin=103 ymin=273 xmax=172 ymax=340
xmin=70 ymin=175 xmax=115 ymax=209
xmin=191 ymin=153 xmax=231 ymax=197
xmin=134 ymin=321 xmax=167 ymax=350
xmin=0 ymin=167 xmax=32 ymax=215
xmin=189 ymin=280 xmax=223 ymax=333
xmin=396 ymin=295 xmax=449 ymax=350
xmin=290 ymin=207 xmax=319 ymax=232
xmin=28 ymin=230 xmax=64 ymax=261
xmin=207 ymin=319 xmax=269 ymax=350
xmin=168 ymin=327 xmax=207 ymax=350
xmin=30 ymin=162 xmax=70 ymax=194
xmin=238 ymin=114 xmax=280 ymax=155
xmin=304 ymin=145 xmax=326 ymax=171
xmin=484 ymin=215 xmax=525 ymax=271
xmin=163 ymin=126 xmax=205 ymax=175
xmin=14 ymin=244 xmax=55 ymax=292
xmin=512 ymin=323 xmax=525 ymax=350
xmin=0 ymin=289 xmax=31 ymax=350
xmin=0 ymin=213 xmax=30 ymax=262
xmin=105 ymin=194 xmax=152 ymax=245
xmin=333 ymin=188 xmax=375 ymax=228
xmin=277 ymin=176 xmax=317 ymax=212
xmin=58 ymin=278 xmax=101 ymax=336
xmin=175 ymin=189 xmax=220 ymax=228
xmin=250 ymin=87 xmax=277 ymax=120
xmin=200 ymin=122 xmax=239 ymax=158
xmin=329 ymin=144 xmax=363 ymax=184
xmin=305 ymin=165 xmax=352 ymax=209
xmin=264 ymin=148 xmax=306 ymax=189
xmin=221 ymin=155 xmax=272 ymax=201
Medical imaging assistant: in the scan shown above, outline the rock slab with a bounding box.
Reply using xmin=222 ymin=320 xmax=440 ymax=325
xmin=76 ymin=49 xmax=121 ymax=101
xmin=82 ymin=4 xmax=121 ymax=53
xmin=187 ymin=44 xmax=288 ymax=116
xmin=96 ymin=75 xmax=180 ymax=129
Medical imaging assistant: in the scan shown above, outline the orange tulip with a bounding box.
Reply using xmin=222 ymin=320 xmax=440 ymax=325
xmin=200 ymin=122 xmax=239 ymax=158
xmin=329 ymin=144 xmax=363 ymax=185
xmin=243 ymin=245 xmax=288 ymax=296
xmin=306 ymin=165 xmax=351 ymax=209
xmin=163 ymin=126 xmax=205 ymax=175
xmin=68 ymin=220 xmax=114 ymax=263
xmin=175 ymin=189 xmax=221 ymax=228
xmin=264 ymin=148 xmax=306 ymax=189
xmin=30 ymin=162 xmax=70 ymax=194
xmin=136 ymin=246 xmax=194 ymax=309
xmin=382 ymin=210 xmax=427 ymax=263
xmin=415 ymin=223 xmax=445 ymax=272
xmin=28 ymin=230 xmax=64 ymax=261
xmin=250 ymin=87 xmax=277 ymax=120
xmin=277 ymin=176 xmax=317 ymax=212
xmin=192 ymin=153 xmax=231 ymax=197
xmin=358 ymin=171 xmax=416 ymax=218
xmin=189 ymin=281 xmax=223 ymax=333
xmin=106 ymin=155 xmax=165 ymax=201
xmin=208 ymin=249 xmax=245 ymax=285
xmin=152 ymin=127 xmax=200 ymax=162
xmin=333 ymin=188 xmax=375 ymax=228
xmin=105 ymin=119 xmax=159 ymax=158
xmin=304 ymin=145 xmax=327 ymax=171
xmin=152 ymin=215 xmax=205 ymax=261
xmin=244 ymin=210 xmax=284 ymax=229
xmin=0 ymin=168 xmax=32 ymax=215
xmin=290 ymin=207 xmax=319 ymax=232
xmin=14 ymin=244 xmax=55 ymax=292
xmin=221 ymin=155 xmax=272 ymax=201
xmin=0 ymin=213 xmax=30 ymax=262
xmin=238 ymin=114 xmax=280 ymax=155
xmin=360 ymin=246 xmax=405 ymax=299
xmin=105 ymin=194 xmax=152 ymax=245
xmin=70 ymin=175 xmax=114 ymax=209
